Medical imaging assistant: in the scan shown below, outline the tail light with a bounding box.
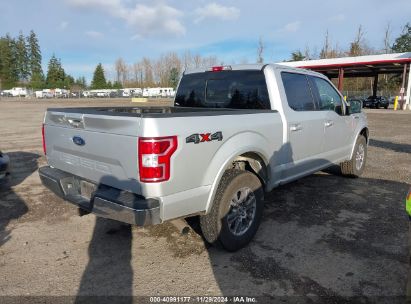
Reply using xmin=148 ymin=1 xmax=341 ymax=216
xmin=42 ymin=124 xmax=46 ymax=155
xmin=138 ymin=136 xmax=177 ymax=182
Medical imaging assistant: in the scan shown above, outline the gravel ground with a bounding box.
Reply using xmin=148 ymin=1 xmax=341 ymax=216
xmin=0 ymin=99 xmax=410 ymax=303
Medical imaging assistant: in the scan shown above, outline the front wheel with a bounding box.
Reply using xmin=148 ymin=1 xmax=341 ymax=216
xmin=340 ymin=135 xmax=367 ymax=177
xmin=200 ymin=170 xmax=264 ymax=252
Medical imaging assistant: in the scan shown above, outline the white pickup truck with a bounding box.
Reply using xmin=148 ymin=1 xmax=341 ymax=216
xmin=39 ymin=64 xmax=368 ymax=251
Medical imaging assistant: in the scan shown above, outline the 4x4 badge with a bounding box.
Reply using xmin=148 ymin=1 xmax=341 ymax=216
xmin=186 ymin=132 xmax=223 ymax=144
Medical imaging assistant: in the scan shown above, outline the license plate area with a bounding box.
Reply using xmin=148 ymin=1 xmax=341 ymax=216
xmin=80 ymin=180 xmax=97 ymax=200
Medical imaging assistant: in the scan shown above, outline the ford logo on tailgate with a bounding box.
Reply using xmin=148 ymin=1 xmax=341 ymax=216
xmin=72 ymin=136 xmax=85 ymax=146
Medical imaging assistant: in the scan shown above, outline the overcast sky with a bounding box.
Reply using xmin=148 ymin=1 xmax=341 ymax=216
xmin=1 ymin=0 xmax=410 ymax=81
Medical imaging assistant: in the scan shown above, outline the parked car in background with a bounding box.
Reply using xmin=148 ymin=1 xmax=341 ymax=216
xmin=363 ymin=96 xmax=389 ymax=109
xmin=0 ymin=150 xmax=10 ymax=183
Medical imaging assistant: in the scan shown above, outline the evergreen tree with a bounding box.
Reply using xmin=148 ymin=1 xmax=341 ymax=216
xmin=64 ymin=74 xmax=75 ymax=89
xmin=91 ymin=63 xmax=107 ymax=89
xmin=0 ymin=34 xmax=18 ymax=89
xmin=15 ymin=31 xmax=30 ymax=82
xmin=392 ymin=23 xmax=411 ymax=52
xmin=27 ymin=30 xmax=44 ymax=89
xmin=46 ymin=54 xmax=66 ymax=88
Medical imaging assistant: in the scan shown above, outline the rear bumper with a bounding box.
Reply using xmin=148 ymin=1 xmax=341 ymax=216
xmin=38 ymin=166 xmax=161 ymax=226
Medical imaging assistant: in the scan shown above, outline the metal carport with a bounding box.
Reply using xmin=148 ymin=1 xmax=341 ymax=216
xmin=280 ymin=52 xmax=411 ymax=110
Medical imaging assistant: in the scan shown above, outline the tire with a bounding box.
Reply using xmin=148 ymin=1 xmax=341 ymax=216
xmin=384 ymin=105 xmax=388 ymax=109
xmin=376 ymin=103 xmax=380 ymax=109
xmin=200 ymin=169 xmax=264 ymax=252
xmin=340 ymin=135 xmax=367 ymax=177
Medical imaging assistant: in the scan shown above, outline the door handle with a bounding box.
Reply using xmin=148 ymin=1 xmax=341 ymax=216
xmin=324 ymin=120 xmax=334 ymax=127
xmin=290 ymin=123 xmax=303 ymax=132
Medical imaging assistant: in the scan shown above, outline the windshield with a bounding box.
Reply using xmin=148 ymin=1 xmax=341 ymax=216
xmin=174 ymin=70 xmax=270 ymax=109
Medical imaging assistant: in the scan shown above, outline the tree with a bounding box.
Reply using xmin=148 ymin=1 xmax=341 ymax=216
xmin=27 ymin=30 xmax=44 ymax=89
xmin=46 ymin=54 xmax=66 ymax=88
xmin=0 ymin=35 xmax=19 ymax=89
xmin=290 ymin=50 xmax=305 ymax=61
xmin=15 ymin=31 xmax=30 ymax=82
xmin=319 ymin=30 xmax=342 ymax=59
xmin=349 ymin=25 xmax=365 ymax=56
xmin=64 ymin=74 xmax=75 ymax=89
xmin=71 ymin=76 xmax=87 ymax=92
xmin=112 ymin=81 xmax=122 ymax=89
xmin=257 ymin=36 xmax=264 ymax=63
xmin=114 ymin=58 xmax=127 ymax=86
xmin=392 ymin=23 xmax=411 ymax=52
xmin=91 ymin=63 xmax=107 ymax=89
xmin=383 ymin=23 xmax=392 ymax=54
xmin=75 ymin=76 xmax=87 ymax=89
xmin=168 ymin=67 xmax=180 ymax=89
xmin=142 ymin=57 xmax=153 ymax=87
xmin=132 ymin=62 xmax=143 ymax=87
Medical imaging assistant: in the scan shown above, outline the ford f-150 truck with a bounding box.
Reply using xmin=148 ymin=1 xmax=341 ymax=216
xmin=39 ymin=64 xmax=368 ymax=251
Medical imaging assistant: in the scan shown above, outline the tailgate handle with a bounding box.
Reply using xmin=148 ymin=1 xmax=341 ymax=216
xmin=67 ymin=118 xmax=83 ymax=128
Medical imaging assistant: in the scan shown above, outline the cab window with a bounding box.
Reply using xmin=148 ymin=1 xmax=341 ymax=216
xmin=310 ymin=76 xmax=343 ymax=112
xmin=281 ymin=72 xmax=316 ymax=111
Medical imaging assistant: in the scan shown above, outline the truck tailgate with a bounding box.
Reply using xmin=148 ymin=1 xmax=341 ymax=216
xmin=44 ymin=111 xmax=142 ymax=194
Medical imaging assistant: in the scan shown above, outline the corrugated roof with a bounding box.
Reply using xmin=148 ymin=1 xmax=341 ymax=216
xmin=279 ymin=52 xmax=411 ymax=69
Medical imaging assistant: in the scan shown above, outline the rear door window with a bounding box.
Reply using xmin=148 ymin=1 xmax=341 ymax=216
xmin=175 ymin=70 xmax=270 ymax=109
xmin=281 ymin=72 xmax=316 ymax=111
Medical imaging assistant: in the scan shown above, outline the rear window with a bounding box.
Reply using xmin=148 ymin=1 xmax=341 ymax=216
xmin=175 ymin=70 xmax=270 ymax=109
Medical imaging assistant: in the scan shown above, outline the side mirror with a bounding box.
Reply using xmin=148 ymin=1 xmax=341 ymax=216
xmin=349 ymin=100 xmax=362 ymax=114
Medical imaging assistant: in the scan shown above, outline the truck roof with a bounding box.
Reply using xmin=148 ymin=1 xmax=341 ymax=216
xmin=184 ymin=63 xmax=326 ymax=78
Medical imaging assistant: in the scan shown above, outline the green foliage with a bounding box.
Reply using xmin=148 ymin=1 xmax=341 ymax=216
xmin=0 ymin=35 xmax=19 ymax=89
xmin=46 ymin=54 xmax=67 ymax=88
xmin=392 ymin=23 xmax=411 ymax=52
xmin=112 ymin=81 xmax=122 ymax=89
xmin=290 ymin=50 xmax=305 ymax=61
xmin=168 ymin=67 xmax=180 ymax=89
xmin=91 ymin=63 xmax=107 ymax=89
xmin=27 ymin=30 xmax=44 ymax=89
xmin=75 ymin=76 xmax=87 ymax=89
xmin=15 ymin=31 xmax=30 ymax=82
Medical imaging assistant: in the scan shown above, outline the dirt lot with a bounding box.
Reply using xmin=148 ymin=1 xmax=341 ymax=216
xmin=0 ymin=98 xmax=410 ymax=303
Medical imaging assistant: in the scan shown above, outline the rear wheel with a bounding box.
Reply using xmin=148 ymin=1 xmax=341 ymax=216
xmin=200 ymin=169 xmax=264 ymax=252
xmin=384 ymin=104 xmax=388 ymax=109
xmin=340 ymin=135 xmax=367 ymax=177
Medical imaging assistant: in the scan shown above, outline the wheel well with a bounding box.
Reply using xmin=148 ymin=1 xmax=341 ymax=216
xmin=360 ymin=127 xmax=369 ymax=144
xmin=230 ymin=152 xmax=268 ymax=187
